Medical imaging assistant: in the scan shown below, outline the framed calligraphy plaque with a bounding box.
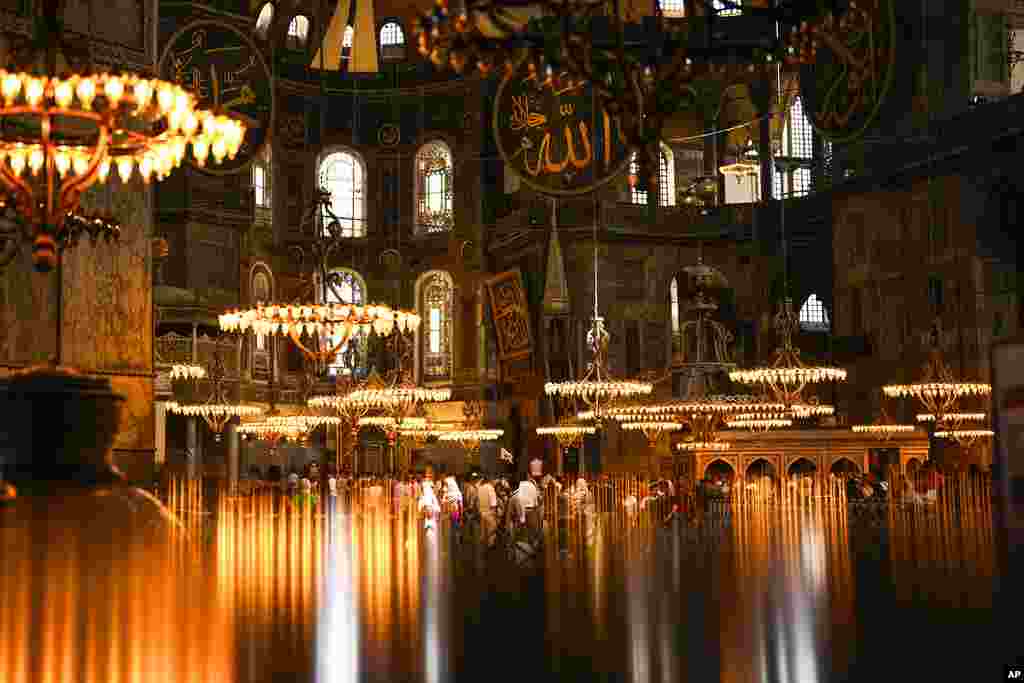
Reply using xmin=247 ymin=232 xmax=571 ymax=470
xmin=159 ymin=20 xmax=274 ymax=174
xmin=484 ymin=269 xmax=534 ymax=363
xmin=493 ymin=57 xmax=632 ymax=196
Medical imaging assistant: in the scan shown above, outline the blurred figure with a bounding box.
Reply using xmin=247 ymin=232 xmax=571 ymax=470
xmin=443 ymin=475 xmax=463 ymax=527
xmin=419 ymin=471 xmax=441 ymax=532
xmin=478 ymin=476 xmax=497 ymax=546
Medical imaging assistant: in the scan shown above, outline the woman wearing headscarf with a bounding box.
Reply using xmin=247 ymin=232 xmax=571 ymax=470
xmin=443 ymin=475 xmax=463 ymax=527
xmin=418 ymin=471 xmax=441 ymax=531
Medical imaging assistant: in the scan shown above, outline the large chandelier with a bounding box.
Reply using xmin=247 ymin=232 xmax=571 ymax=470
xmin=219 ymin=189 xmax=420 ymax=368
xmin=237 ymin=420 xmax=306 ymax=444
xmin=438 ymin=428 xmax=504 ymax=456
xmin=725 ymin=414 xmax=793 ymax=432
xmin=546 ymin=218 xmax=652 ymax=415
xmin=0 ymin=2 xmax=244 ymax=272
xmin=342 ymin=369 xmax=451 ymax=415
xmin=882 ymin=323 xmax=991 ymax=429
xmin=167 ymin=348 xmax=261 ymax=440
xmin=676 ymin=440 xmax=730 ymax=452
xmin=851 ymin=400 xmax=916 ymax=440
xmin=536 ymin=422 xmax=595 ymax=450
xmin=729 ymin=298 xmax=847 ymax=406
xmin=262 ymin=414 xmax=341 ymax=441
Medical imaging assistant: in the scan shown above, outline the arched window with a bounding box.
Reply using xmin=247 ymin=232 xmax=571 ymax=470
xmin=318 ymin=150 xmax=366 ymax=238
xmin=255 ymin=2 xmax=275 ymax=38
xmin=712 ymin=0 xmax=742 ymax=16
xmin=799 ymin=293 xmax=830 ymax=332
xmin=415 ymin=142 xmax=453 ymax=234
xmin=629 ymin=143 xmax=676 ymax=206
xmin=324 ymin=269 xmax=367 ymax=376
xmin=418 ymin=271 xmax=454 ymax=381
xmin=670 ymin=275 xmax=681 ymax=345
xmin=773 ymin=96 xmax=814 ymax=198
xmin=658 ymin=0 xmax=686 ymax=17
xmin=252 ymin=162 xmax=269 ymax=208
xmin=380 ymin=21 xmax=404 ymax=47
xmin=287 ymin=15 xmax=310 ymax=49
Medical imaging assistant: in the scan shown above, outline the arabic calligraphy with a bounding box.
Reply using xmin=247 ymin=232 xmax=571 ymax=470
xmin=495 ymin=59 xmax=630 ymax=195
xmin=160 ymin=20 xmax=274 ymax=173
xmin=168 ymin=29 xmax=261 ymax=113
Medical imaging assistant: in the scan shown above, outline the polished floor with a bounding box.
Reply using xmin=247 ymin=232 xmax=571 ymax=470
xmin=0 ymin=479 xmax=1005 ymax=683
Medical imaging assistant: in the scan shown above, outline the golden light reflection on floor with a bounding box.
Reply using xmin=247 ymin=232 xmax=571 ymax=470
xmin=0 ymin=474 xmax=998 ymax=683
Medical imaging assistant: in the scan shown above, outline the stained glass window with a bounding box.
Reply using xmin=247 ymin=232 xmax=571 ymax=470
xmin=416 ymin=142 xmax=453 ymax=233
xmin=255 ymin=3 xmax=274 ymax=38
xmin=419 ymin=271 xmax=453 ymax=381
xmin=287 ymin=15 xmax=309 ymax=49
xmin=799 ymin=293 xmax=830 ymax=332
xmin=380 ymin=21 xmax=404 ymax=47
xmin=630 ymin=144 xmax=676 ymax=206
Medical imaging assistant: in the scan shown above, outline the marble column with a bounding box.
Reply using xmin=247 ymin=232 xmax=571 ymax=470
xmin=186 ymin=417 xmax=200 ymax=479
xmin=227 ymin=422 xmax=239 ymax=493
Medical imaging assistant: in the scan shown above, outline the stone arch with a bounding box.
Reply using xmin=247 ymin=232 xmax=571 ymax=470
xmin=745 ymin=457 xmax=777 ymax=480
xmin=830 ymin=457 xmax=860 ymax=475
xmin=788 ymin=457 xmax=817 ymax=477
xmin=703 ymin=458 xmax=735 ymax=480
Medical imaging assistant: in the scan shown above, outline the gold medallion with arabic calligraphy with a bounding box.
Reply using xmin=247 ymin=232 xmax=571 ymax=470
xmin=159 ymin=20 xmax=274 ymax=174
xmin=493 ymin=57 xmax=632 ymax=196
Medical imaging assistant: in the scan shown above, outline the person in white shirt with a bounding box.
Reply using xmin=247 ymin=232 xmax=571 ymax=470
xmin=418 ymin=474 xmax=441 ymax=531
xmin=477 ymin=477 xmax=498 ymax=546
xmin=514 ymin=476 xmax=541 ymax=532
xmin=327 ymin=475 xmax=338 ymax=497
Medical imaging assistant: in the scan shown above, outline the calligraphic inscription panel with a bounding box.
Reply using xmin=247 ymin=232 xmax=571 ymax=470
xmin=493 ymin=57 xmax=631 ymax=196
xmin=159 ymin=20 xmax=274 ymax=174
xmin=484 ymin=269 xmax=533 ymax=362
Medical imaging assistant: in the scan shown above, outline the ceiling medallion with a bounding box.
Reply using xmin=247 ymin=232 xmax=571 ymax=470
xmin=378 ymin=123 xmax=400 ymax=146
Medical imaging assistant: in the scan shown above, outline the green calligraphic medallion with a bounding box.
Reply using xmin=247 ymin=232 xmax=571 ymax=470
xmin=494 ymin=57 xmax=632 ymax=196
xmin=158 ymin=20 xmax=274 ymax=174
xmin=798 ymin=0 xmax=896 ymax=144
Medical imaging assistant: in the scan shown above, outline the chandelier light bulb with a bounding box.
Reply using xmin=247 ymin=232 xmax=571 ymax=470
xmin=117 ymin=157 xmax=133 ymax=183
xmin=2 ymin=72 xmax=21 ymax=103
xmin=27 ymin=147 xmax=44 ymax=176
xmin=54 ymin=79 xmax=73 ymax=108
xmin=104 ymin=76 xmax=124 ymax=107
xmin=54 ymin=149 xmax=71 ymax=177
xmin=75 ymin=77 xmax=95 ymax=109
xmin=24 ymin=77 xmax=44 ymax=107
xmin=133 ymin=79 xmax=152 ymax=110
xmin=8 ymin=149 xmax=24 ymax=177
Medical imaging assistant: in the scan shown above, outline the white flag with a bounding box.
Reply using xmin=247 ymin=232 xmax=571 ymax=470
xmin=500 ymin=448 xmax=513 ymax=463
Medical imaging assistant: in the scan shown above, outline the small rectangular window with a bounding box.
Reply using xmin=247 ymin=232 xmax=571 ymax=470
xmin=429 ymin=307 xmax=441 ymax=353
xmin=253 ymin=165 xmax=270 ymax=208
